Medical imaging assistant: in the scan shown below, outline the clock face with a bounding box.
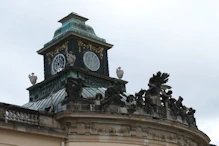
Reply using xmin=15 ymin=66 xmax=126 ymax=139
xmin=83 ymin=51 xmax=100 ymax=71
xmin=51 ymin=54 xmax=66 ymax=75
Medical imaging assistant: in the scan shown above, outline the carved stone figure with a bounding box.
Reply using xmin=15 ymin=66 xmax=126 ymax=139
xmin=168 ymin=98 xmax=176 ymax=108
xmin=126 ymin=95 xmax=134 ymax=104
xmin=161 ymin=89 xmax=172 ymax=107
xmin=135 ymin=89 xmax=146 ymax=105
xmin=62 ymin=77 xmax=83 ymax=105
xmin=67 ymin=51 xmax=76 ymax=66
xmin=151 ymin=96 xmax=162 ymax=106
xmin=95 ymin=93 xmax=103 ymax=105
xmin=116 ymin=67 xmax=124 ymax=79
xmin=148 ymin=72 xmax=170 ymax=96
xmin=186 ymin=108 xmax=197 ymax=127
xmin=169 ymin=97 xmax=186 ymax=120
xmin=181 ymin=105 xmax=188 ymax=121
xmin=126 ymin=95 xmax=136 ymax=114
xmin=143 ymin=96 xmax=154 ymax=115
xmin=103 ymin=82 xmax=125 ymax=107
xmin=147 ymin=72 xmax=170 ymax=106
xmin=96 ymin=93 xmax=103 ymax=100
xmin=168 ymin=98 xmax=177 ymax=117
xmin=175 ymin=96 xmax=183 ymax=114
xmin=28 ymin=73 xmax=37 ymax=85
xmin=93 ymin=93 xmax=103 ymax=110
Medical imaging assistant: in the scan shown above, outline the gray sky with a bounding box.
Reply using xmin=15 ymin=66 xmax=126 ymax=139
xmin=0 ymin=0 xmax=218 ymax=144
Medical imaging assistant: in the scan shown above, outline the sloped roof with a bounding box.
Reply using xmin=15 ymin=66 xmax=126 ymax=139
xmin=23 ymin=87 xmax=129 ymax=112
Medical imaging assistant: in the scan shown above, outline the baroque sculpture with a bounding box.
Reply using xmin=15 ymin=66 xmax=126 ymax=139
xmin=103 ymin=81 xmax=125 ymax=107
xmin=60 ymin=72 xmax=197 ymax=128
xmin=62 ymin=77 xmax=83 ymax=105
xmin=28 ymin=73 xmax=37 ymax=85
xmin=66 ymin=51 xmax=76 ymax=66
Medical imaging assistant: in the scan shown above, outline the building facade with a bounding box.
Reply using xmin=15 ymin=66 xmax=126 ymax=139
xmin=0 ymin=13 xmax=210 ymax=146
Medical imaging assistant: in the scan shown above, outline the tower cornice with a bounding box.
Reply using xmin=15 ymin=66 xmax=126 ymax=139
xmin=37 ymin=32 xmax=113 ymax=55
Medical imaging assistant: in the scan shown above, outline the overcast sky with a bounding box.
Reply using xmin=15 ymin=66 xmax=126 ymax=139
xmin=0 ymin=0 xmax=218 ymax=144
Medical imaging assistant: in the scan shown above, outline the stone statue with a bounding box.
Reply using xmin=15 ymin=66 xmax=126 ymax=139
xmin=186 ymin=108 xmax=197 ymax=127
xmin=126 ymin=95 xmax=135 ymax=105
xmin=135 ymin=89 xmax=146 ymax=105
xmin=175 ymin=96 xmax=183 ymax=111
xmin=160 ymin=89 xmax=172 ymax=107
xmin=126 ymin=95 xmax=136 ymax=114
xmin=143 ymin=95 xmax=154 ymax=114
xmin=181 ymin=105 xmax=188 ymax=121
xmin=95 ymin=93 xmax=103 ymax=105
xmin=147 ymin=72 xmax=170 ymax=106
xmin=116 ymin=67 xmax=124 ymax=79
xmin=174 ymin=96 xmax=185 ymax=119
xmin=150 ymin=96 xmax=162 ymax=106
xmin=94 ymin=93 xmax=103 ymax=110
xmin=62 ymin=77 xmax=83 ymax=105
xmin=28 ymin=73 xmax=37 ymax=85
xmin=103 ymin=81 xmax=125 ymax=107
xmin=168 ymin=98 xmax=176 ymax=113
xmin=148 ymin=72 xmax=170 ymax=96
xmin=66 ymin=51 xmax=76 ymax=66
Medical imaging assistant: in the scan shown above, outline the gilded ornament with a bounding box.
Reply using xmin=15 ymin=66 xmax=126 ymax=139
xmin=46 ymin=42 xmax=68 ymax=64
xmin=77 ymin=40 xmax=104 ymax=59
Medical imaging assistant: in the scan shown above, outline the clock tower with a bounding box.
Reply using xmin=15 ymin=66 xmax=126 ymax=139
xmin=38 ymin=12 xmax=112 ymax=79
xmin=27 ymin=13 xmax=127 ymax=102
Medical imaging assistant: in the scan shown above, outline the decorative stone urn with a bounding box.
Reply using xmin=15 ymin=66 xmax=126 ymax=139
xmin=28 ymin=73 xmax=37 ymax=85
xmin=116 ymin=67 xmax=124 ymax=79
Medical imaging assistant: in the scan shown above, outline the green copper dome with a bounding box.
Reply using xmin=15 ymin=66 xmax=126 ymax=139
xmin=44 ymin=13 xmax=106 ymax=47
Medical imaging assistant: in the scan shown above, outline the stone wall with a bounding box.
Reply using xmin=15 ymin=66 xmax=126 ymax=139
xmin=0 ymin=103 xmax=210 ymax=146
xmin=0 ymin=129 xmax=62 ymax=146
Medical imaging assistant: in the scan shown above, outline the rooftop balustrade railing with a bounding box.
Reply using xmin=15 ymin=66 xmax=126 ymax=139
xmin=0 ymin=103 xmax=39 ymax=125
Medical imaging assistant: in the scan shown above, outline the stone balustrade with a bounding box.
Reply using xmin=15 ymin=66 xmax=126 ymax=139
xmin=0 ymin=103 xmax=39 ymax=125
xmin=0 ymin=101 xmax=196 ymax=128
xmin=57 ymin=103 xmax=195 ymax=128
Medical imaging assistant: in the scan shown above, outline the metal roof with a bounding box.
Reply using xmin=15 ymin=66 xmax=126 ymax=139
xmin=23 ymin=87 xmax=129 ymax=112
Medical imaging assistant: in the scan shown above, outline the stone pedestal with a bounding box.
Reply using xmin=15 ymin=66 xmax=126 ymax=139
xmin=166 ymin=108 xmax=171 ymax=120
xmin=119 ymin=107 xmax=127 ymax=114
xmin=177 ymin=116 xmax=182 ymax=123
xmin=106 ymin=105 xmax=119 ymax=113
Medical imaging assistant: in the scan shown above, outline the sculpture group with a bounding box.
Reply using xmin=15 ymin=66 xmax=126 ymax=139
xmin=62 ymin=71 xmax=197 ymax=128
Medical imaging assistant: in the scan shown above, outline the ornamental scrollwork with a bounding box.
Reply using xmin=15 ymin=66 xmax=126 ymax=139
xmin=77 ymin=40 xmax=104 ymax=59
xmin=46 ymin=41 xmax=68 ymax=64
xmin=177 ymin=135 xmax=198 ymax=146
xmin=143 ymin=128 xmax=177 ymax=142
xmin=90 ymin=125 xmax=130 ymax=135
